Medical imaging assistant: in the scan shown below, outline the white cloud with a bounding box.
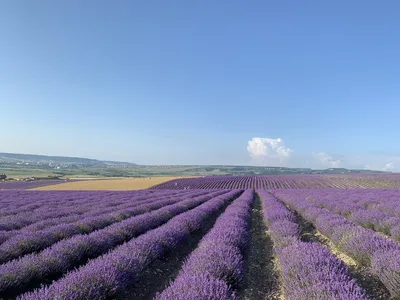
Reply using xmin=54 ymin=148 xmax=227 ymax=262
xmin=245 ymin=137 xmax=400 ymax=171
xmin=360 ymin=161 xmax=398 ymax=172
xmin=247 ymin=137 xmax=293 ymax=165
xmin=313 ymin=152 xmax=341 ymax=168
xmin=383 ymin=162 xmax=395 ymax=171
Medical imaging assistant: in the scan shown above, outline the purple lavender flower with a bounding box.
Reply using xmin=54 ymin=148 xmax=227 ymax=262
xmin=18 ymin=190 xmax=242 ymax=299
xmin=371 ymin=249 xmax=400 ymax=298
xmin=278 ymin=242 xmax=369 ymax=300
xmin=155 ymin=190 xmax=254 ymax=299
xmin=155 ymin=274 xmax=238 ymax=300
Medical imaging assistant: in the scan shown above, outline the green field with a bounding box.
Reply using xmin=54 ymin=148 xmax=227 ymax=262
xmin=0 ymin=152 xmax=389 ymax=180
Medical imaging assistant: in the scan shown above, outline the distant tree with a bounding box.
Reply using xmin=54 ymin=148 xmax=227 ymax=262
xmin=0 ymin=174 xmax=7 ymax=180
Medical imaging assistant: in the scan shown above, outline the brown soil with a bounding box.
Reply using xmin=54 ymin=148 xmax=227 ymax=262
xmin=239 ymin=196 xmax=281 ymax=300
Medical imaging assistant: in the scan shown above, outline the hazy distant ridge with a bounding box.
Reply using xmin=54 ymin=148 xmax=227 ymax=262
xmin=0 ymin=152 xmax=136 ymax=166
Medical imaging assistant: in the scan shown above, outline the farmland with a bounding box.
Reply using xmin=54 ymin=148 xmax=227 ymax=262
xmin=3 ymin=174 xmax=400 ymax=191
xmin=32 ymin=177 xmax=194 ymax=191
xmin=152 ymin=174 xmax=400 ymax=189
xmin=0 ymin=176 xmax=399 ymax=299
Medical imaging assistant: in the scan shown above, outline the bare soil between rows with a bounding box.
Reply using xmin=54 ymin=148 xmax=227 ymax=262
xmin=239 ymin=195 xmax=281 ymax=300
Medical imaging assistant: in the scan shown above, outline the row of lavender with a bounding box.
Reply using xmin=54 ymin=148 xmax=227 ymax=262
xmin=19 ymin=190 xmax=244 ymax=299
xmin=273 ymin=189 xmax=400 ymax=298
xmin=0 ymin=190 xmax=189 ymax=243
xmin=0 ymin=190 xmax=213 ymax=264
xmin=151 ymin=175 xmax=400 ymax=190
xmin=151 ymin=175 xmax=339 ymax=189
xmin=0 ymin=190 xmax=157 ymax=243
xmin=2 ymin=187 xmax=399 ymax=299
xmin=0 ymin=190 xmax=177 ymax=236
xmin=0 ymin=190 xmax=154 ymax=216
xmin=156 ymin=190 xmax=254 ymax=299
xmin=295 ymin=189 xmax=400 ymax=241
xmin=258 ymin=190 xmax=368 ymax=299
xmin=0 ymin=190 xmax=230 ymax=297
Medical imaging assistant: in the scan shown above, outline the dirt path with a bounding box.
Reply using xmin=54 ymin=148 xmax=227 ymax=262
xmin=239 ymin=196 xmax=281 ymax=300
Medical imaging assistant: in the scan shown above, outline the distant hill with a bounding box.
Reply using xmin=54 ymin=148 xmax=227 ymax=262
xmin=0 ymin=152 xmax=390 ymax=177
xmin=0 ymin=152 xmax=136 ymax=167
xmin=169 ymin=165 xmax=389 ymax=175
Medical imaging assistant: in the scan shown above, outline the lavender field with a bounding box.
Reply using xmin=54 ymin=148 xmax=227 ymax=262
xmin=0 ymin=178 xmax=399 ymax=299
xmin=0 ymin=180 xmax=68 ymax=190
xmin=151 ymin=174 xmax=400 ymax=189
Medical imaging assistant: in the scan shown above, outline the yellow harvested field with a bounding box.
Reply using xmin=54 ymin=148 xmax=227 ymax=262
xmin=33 ymin=177 xmax=190 ymax=191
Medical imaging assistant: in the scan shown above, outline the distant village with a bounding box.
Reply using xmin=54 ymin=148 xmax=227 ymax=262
xmin=0 ymin=173 xmax=65 ymax=182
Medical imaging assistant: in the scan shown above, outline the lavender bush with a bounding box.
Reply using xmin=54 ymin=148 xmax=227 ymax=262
xmin=1 ymin=190 xmax=231 ymax=297
xmin=155 ymin=189 xmax=254 ymax=299
xmin=371 ymin=249 xmax=400 ymax=298
xmin=151 ymin=174 xmax=400 ymax=190
xmin=258 ymin=190 xmax=368 ymax=300
xmin=152 ymin=274 xmax=239 ymax=300
xmin=273 ymin=189 xmax=400 ymax=297
xmin=0 ymin=192 xmax=208 ymax=263
xmin=278 ymin=242 xmax=369 ymax=300
xmin=0 ymin=190 xmax=199 ymax=235
xmin=19 ymin=190 xmax=243 ymax=299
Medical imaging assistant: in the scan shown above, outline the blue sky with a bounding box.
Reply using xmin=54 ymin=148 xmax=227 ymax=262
xmin=1 ymin=1 xmax=400 ymax=170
